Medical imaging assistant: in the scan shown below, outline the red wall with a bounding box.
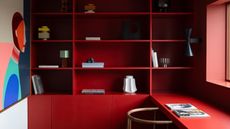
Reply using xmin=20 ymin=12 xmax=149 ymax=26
xmin=187 ymin=0 xmax=230 ymax=112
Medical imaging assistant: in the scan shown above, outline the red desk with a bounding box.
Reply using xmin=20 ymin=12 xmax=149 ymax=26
xmin=152 ymin=93 xmax=230 ymax=129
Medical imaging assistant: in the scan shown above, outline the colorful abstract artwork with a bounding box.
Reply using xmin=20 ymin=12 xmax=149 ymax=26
xmin=0 ymin=0 xmax=30 ymax=111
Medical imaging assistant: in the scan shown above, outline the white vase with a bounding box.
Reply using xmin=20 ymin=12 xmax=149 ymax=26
xmin=123 ymin=75 xmax=137 ymax=93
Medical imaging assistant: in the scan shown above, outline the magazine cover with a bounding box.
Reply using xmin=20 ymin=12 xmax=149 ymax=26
xmin=166 ymin=103 xmax=197 ymax=110
xmin=173 ymin=109 xmax=210 ymax=118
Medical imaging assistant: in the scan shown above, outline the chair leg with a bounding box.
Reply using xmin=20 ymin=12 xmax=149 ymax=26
xmin=127 ymin=118 xmax=131 ymax=129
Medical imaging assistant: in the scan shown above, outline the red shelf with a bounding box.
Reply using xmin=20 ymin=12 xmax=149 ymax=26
xmin=76 ymin=92 xmax=148 ymax=95
xmin=152 ymin=93 xmax=230 ymax=129
xmin=75 ymin=67 xmax=150 ymax=70
xmin=32 ymin=12 xmax=73 ymax=16
xmin=32 ymin=39 xmax=73 ymax=43
xmin=32 ymin=68 xmax=73 ymax=70
xmin=152 ymin=12 xmax=193 ymax=16
xmin=151 ymin=67 xmax=192 ymax=70
xmin=152 ymin=39 xmax=186 ymax=43
xmin=75 ymin=12 xmax=150 ymax=16
xmin=75 ymin=40 xmax=150 ymax=43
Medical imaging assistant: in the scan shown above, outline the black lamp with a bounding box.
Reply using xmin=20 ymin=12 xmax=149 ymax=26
xmin=185 ymin=28 xmax=201 ymax=56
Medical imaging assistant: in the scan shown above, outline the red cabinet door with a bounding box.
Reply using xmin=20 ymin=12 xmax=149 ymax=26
xmin=28 ymin=95 xmax=52 ymax=129
xmin=52 ymin=95 xmax=76 ymax=129
xmin=75 ymin=95 xmax=113 ymax=129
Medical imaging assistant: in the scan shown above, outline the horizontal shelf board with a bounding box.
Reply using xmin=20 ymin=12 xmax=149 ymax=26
xmin=75 ymin=40 xmax=150 ymax=43
xmin=151 ymin=67 xmax=192 ymax=70
xmin=32 ymin=40 xmax=73 ymax=43
xmin=152 ymin=40 xmax=186 ymax=43
xmin=32 ymin=68 xmax=73 ymax=70
xmin=32 ymin=93 xmax=73 ymax=96
xmin=152 ymin=12 xmax=193 ymax=16
xmin=75 ymin=67 xmax=150 ymax=70
xmin=32 ymin=12 xmax=73 ymax=16
xmin=75 ymin=12 xmax=150 ymax=16
xmin=76 ymin=91 xmax=148 ymax=95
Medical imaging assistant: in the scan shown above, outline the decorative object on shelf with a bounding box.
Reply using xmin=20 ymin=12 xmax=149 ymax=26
xmin=31 ymin=75 xmax=44 ymax=95
xmin=60 ymin=50 xmax=70 ymax=67
xmin=185 ymin=28 xmax=201 ymax=57
xmin=122 ymin=20 xmax=141 ymax=40
xmin=38 ymin=26 xmax=50 ymax=40
xmin=81 ymin=89 xmax=105 ymax=94
xmin=151 ymin=49 xmax=159 ymax=68
xmin=86 ymin=58 xmax=94 ymax=63
xmin=84 ymin=4 xmax=96 ymax=13
xmin=82 ymin=58 xmax=104 ymax=68
xmin=155 ymin=0 xmax=170 ymax=12
xmin=85 ymin=36 xmax=101 ymax=40
xmin=123 ymin=75 xmax=137 ymax=93
xmin=60 ymin=0 xmax=68 ymax=12
xmin=159 ymin=58 xmax=170 ymax=67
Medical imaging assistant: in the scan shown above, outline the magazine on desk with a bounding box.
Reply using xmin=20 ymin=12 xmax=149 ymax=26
xmin=166 ymin=103 xmax=210 ymax=118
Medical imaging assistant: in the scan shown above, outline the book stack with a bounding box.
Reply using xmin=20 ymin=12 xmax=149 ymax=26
xmin=82 ymin=62 xmax=104 ymax=68
xmin=38 ymin=65 xmax=59 ymax=68
xmin=85 ymin=37 xmax=101 ymax=40
xmin=151 ymin=49 xmax=159 ymax=67
xmin=166 ymin=103 xmax=210 ymax=118
xmin=32 ymin=75 xmax=44 ymax=95
xmin=81 ymin=89 xmax=105 ymax=94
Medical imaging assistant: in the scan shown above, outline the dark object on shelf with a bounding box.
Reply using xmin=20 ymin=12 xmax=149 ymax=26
xmin=86 ymin=58 xmax=95 ymax=63
xmin=155 ymin=0 xmax=170 ymax=12
xmin=122 ymin=20 xmax=141 ymax=40
xmin=84 ymin=4 xmax=96 ymax=13
xmin=60 ymin=0 xmax=68 ymax=12
xmin=60 ymin=50 xmax=70 ymax=67
xmin=32 ymin=75 xmax=44 ymax=95
xmin=185 ymin=28 xmax=201 ymax=57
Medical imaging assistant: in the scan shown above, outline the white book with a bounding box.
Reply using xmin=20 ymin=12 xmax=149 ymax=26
xmin=85 ymin=37 xmax=101 ymax=40
xmin=38 ymin=65 xmax=59 ymax=68
xmin=151 ymin=49 xmax=158 ymax=67
xmin=32 ymin=75 xmax=44 ymax=95
xmin=82 ymin=63 xmax=104 ymax=68
xmin=154 ymin=52 xmax=159 ymax=67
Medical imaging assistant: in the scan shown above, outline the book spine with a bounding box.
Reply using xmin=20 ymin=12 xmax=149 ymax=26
xmin=152 ymin=49 xmax=159 ymax=68
xmin=154 ymin=52 xmax=159 ymax=67
xmin=32 ymin=76 xmax=38 ymax=94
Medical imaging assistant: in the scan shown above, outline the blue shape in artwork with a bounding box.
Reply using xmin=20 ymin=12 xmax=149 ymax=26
xmin=3 ymin=74 xmax=19 ymax=108
xmin=3 ymin=57 xmax=21 ymax=109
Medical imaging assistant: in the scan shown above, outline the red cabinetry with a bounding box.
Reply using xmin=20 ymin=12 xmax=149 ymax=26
xmin=29 ymin=0 xmax=194 ymax=129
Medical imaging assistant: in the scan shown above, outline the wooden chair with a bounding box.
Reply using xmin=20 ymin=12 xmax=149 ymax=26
xmin=127 ymin=107 xmax=173 ymax=129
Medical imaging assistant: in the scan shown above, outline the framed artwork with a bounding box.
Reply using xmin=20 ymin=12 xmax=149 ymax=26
xmin=0 ymin=0 xmax=30 ymax=112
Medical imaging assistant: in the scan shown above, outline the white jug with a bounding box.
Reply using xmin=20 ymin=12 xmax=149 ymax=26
xmin=123 ymin=75 xmax=137 ymax=93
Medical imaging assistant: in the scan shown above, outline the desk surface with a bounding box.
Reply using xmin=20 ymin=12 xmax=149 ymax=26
xmin=152 ymin=93 xmax=230 ymax=129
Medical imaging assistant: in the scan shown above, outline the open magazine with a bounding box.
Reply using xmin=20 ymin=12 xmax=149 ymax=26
xmin=166 ymin=103 xmax=210 ymax=118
